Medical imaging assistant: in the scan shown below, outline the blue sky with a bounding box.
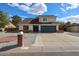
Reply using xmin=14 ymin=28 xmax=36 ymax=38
xmin=0 ymin=3 xmax=79 ymax=23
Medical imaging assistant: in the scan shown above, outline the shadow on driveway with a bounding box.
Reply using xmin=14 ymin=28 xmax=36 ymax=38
xmin=0 ymin=44 xmax=19 ymax=52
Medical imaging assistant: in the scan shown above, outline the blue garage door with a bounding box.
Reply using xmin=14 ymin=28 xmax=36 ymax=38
xmin=41 ymin=26 xmax=56 ymax=32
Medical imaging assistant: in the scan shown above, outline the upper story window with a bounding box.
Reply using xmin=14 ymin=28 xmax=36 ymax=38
xmin=43 ymin=18 xmax=48 ymax=22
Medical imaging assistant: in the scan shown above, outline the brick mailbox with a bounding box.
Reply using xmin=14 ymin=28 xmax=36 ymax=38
xmin=17 ymin=31 xmax=23 ymax=46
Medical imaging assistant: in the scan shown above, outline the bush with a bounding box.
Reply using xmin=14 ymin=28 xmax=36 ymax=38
xmin=23 ymin=30 xmax=32 ymax=33
xmin=5 ymin=28 xmax=19 ymax=33
xmin=57 ymin=30 xmax=64 ymax=33
xmin=5 ymin=28 xmax=34 ymax=33
xmin=0 ymin=28 xmax=5 ymax=32
xmin=0 ymin=28 xmax=3 ymax=32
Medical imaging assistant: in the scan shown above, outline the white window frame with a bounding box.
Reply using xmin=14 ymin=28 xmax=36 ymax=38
xmin=43 ymin=18 xmax=48 ymax=22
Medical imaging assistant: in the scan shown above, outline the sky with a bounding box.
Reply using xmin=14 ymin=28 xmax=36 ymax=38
xmin=0 ymin=3 xmax=79 ymax=23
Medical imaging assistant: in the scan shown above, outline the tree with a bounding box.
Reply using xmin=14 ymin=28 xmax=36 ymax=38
xmin=72 ymin=23 xmax=77 ymax=25
xmin=11 ymin=15 xmax=22 ymax=27
xmin=59 ymin=22 xmax=65 ymax=30
xmin=63 ymin=21 xmax=71 ymax=31
xmin=66 ymin=21 xmax=71 ymax=25
xmin=59 ymin=21 xmax=72 ymax=31
xmin=0 ymin=10 xmax=9 ymax=28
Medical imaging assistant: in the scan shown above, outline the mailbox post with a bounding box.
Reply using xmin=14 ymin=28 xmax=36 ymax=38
xmin=17 ymin=31 xmax=23 ymax=46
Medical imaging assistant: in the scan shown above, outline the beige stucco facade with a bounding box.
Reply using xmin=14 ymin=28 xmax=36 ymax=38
xmin=67 ymin=26 xmax=79 ymax=32
xmin=39 ymin=16 xmax=56 ymax=22
xmin=19 ymin=15 xmax=60 ymax=32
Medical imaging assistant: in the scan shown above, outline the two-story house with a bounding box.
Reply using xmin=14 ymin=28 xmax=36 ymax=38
xmin=19 ymin=15 xmax=60 ymax=32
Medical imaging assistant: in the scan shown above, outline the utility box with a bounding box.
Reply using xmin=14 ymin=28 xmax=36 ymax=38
xmin=17 ymin=31 xmax=23 ymax=46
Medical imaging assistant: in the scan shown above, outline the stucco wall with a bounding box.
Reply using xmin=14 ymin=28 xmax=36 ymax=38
xmin=29 ymin=25 xmax=33 ymax=31
xmin=39 ymin=16 xmax=56 ymax=22
xmin=19 ymin=25 xmax=23 ymax=30
xmin=67 ymin=26 xmax=79 ymax=32
xmin=19 ymin=24 xmax=59 ymax=32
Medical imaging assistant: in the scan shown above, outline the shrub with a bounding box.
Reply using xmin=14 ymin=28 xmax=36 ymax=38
xmin=0 ymin=28 xmax=5 ymax=32
xmin=5 ymin=28 xmax=19 ymax=33
xmin=23 ymin=30 xmax=32 ymax=33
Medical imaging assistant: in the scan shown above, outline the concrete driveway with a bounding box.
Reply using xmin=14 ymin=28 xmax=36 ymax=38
xmin=22 ymin=32 xmax=79 ymax=52
xmin=1 ymin=32 xmax=79 ymax=56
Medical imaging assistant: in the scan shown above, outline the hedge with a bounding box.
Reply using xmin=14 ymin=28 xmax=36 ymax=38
xmin=5 ymin=28 xmax=20 ymax=33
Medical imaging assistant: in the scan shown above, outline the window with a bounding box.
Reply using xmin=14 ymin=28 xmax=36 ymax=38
xmin=43 ymin=18 xmax=48 ymax=22
xmin=23 ymin=26 xmax=28 ymax=30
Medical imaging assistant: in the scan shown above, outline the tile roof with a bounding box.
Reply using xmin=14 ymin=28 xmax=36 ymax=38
xmin=20 ymin=19 xmax=60 ymax=24
xmin=20 ymin=15 xmax=57 ymax=24
xmin=20 ymin=18 xmax=39 ymax=24
xmin=38 ymin=15 xmax=56 ymax=17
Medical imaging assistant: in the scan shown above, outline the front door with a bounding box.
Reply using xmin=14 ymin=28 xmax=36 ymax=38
xmin=33 ymin=25 xmax=39 ymax=32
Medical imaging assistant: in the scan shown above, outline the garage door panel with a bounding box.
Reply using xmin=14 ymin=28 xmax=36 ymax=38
xmin=41 ymin=26 xmax=56 ymax=32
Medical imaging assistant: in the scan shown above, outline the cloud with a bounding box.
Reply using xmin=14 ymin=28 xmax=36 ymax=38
xmin=66 ymin=3 xmax=79 ymax=10
xmin=57 ymin=15 xmax=79 ymax=23
xmin=24 ymin=3 xmax=32 ymax=6
xmin=8 ymin=3 xmax=19 ymax=7
xmin=18 ymin=5 xmax=30 ymax=11
xmin=60 ymin=8 xmax=66 ymax=12
xmin=60 ymin=3 xmax=79 ymax=12
xmin=28 ymin=3 xmax=47 ymax=15
xmin=8 ymin=3 xmax=47 ymax=15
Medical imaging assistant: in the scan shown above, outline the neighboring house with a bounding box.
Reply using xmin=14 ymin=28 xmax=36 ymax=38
xmin=0 ymin=22 xmax=16 ymax=32
xmin=5 ymin=22 xmax=16 ymax=28
xmin=19 ymin=15 xmax=60 ymax=32
xmin=66 ymin=24 xmax=79 ymax=32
